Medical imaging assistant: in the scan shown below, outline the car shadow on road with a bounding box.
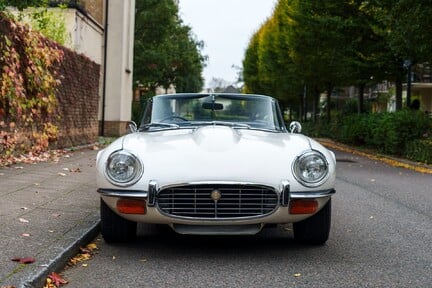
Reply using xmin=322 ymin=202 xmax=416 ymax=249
xmin=110 ymin=223 xmax=326 ymax=257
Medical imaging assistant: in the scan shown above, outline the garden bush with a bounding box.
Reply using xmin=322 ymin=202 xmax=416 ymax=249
xmin=302 ymin=110 xmax=431 ymax=161
xmin=405 ymin=139 xmax=432 ymax=164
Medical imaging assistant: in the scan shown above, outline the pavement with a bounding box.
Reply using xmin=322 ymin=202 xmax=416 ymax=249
xmin=0 ymin=148 xmax=100 ymax=288
xmin=0 ymin=139 xmax=431 ymax=288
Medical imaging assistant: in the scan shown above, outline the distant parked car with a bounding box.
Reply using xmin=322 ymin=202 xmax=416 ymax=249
xmin=96 ymin=93 xmax=336 ymax=244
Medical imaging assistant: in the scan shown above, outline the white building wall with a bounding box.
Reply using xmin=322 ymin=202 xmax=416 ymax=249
xmin=103 ymin=0 xmax=136 ymax=135
xmin=62 ymin=8 xmax=104 ymax=64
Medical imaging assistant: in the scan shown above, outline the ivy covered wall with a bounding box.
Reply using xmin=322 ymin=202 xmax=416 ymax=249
xmin=0 ymin=14 xmax=100 ymax=158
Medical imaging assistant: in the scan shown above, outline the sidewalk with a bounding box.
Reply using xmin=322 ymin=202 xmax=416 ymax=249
xmin=0 ymin=148 xmax=100 ymax=288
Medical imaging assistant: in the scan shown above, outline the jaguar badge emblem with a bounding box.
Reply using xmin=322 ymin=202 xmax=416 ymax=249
xmin=210 ymin=190 xmax=221 ymax=202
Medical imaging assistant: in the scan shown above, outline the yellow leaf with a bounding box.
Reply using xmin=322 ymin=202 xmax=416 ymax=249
xmin=86 ymin=243 xmax=98 ymax=251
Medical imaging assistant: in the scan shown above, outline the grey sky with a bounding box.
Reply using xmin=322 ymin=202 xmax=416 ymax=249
xmin=178 ymin=0 xmax=277 ymax=88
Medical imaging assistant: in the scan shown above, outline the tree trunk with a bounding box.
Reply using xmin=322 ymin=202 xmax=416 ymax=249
xmin=312 ymin=87 xmax=320 ymax=122
xmin=298 ymin=94 xmax=304 ymax=121
xmin=358 ymin=83 xmax=365 ymax=114
xmin=395 ymin=77 xmax=403 ymax=111
xmin=326 ymin=84 xmax=333 ymax=123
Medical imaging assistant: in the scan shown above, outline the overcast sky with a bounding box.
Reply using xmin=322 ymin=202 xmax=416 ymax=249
xmin=178 ymin=0 xmax=278 ymax=88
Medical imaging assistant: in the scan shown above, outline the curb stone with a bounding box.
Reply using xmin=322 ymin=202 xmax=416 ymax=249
xmin=19 ymin=217 xmax=100 ymax=288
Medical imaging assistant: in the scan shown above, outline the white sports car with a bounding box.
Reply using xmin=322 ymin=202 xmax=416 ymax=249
xmin=96 ymin=93 xmax=336 ymax=244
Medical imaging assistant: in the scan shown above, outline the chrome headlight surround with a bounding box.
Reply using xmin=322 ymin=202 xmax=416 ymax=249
xmin=293 ymin=150 xmax=329 ymax=187
xmin=105 ymin=150 xmax=143 ymax=187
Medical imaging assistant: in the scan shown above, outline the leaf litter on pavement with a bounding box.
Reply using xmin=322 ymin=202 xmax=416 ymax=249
xmin=0 ymin=150 xmax=70 ymax=168
xmin=42 ymin=243 xmax=98 ymax=288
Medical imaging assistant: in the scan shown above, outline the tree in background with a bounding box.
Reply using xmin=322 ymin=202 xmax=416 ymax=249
xmin=0 ymin=0 xmax=47 ymax=11
xmin=243 ymin=0 xmax=432 ymax=120
xmin=243 ymin=28 xmax=265 ymax=94
xmin=133 ymin=0 xmax=205 ymax=94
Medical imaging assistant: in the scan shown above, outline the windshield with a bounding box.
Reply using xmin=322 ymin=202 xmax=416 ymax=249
xmin=140 ymin=93 xmax=286 ymax=132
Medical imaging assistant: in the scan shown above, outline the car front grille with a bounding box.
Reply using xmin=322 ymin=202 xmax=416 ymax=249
xmin=157 ymin=184 xmax=278 ymax=219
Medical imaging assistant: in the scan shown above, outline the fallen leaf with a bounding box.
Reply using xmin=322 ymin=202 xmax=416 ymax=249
xmin=91 ymin=145 xmax=99 ymax=151
xmin=43 ymin=278 xmax=56 ymax=288
xmin=19 ymin=218 xmax=29 ymax=223
xmin=11 ymin=257 xmax=35 ymax=264
xmin=70 ymin=168 xmax=81 ymax=173
xmin=86 ymin=243 xmax=98 ymax=250
xmin=48 ymin=272 xmax=68 ymax=286
xmin=68 ymin=243 xmax=98 ymax=266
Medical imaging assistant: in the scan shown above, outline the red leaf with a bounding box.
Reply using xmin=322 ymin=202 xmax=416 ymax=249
xmin=11 ymin=257 xmax=35 ymax=264
xmin=48 ymin=272 xmax=68 ymax=286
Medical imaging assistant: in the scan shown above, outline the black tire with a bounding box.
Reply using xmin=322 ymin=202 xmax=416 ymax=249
xmin=293 ymin=199 xmax=331 ymax=245
xmin=100 ymin=198 xmax=137 ymax=243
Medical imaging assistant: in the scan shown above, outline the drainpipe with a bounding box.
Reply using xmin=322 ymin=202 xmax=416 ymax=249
xmin=101 ymin=0 xmax=109 ymax=136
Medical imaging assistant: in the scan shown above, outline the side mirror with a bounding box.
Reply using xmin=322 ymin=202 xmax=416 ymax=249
xmin=128 ymin=121 xmax=138 ymax=133
xmin=289 ymin=121 xmax=302 ymax=133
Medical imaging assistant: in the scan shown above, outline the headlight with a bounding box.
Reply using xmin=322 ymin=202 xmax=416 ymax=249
xmin=293 ymin=151 xmax=329 ymax=187
xmin=106 ymin=150 xmax=143 ymax=186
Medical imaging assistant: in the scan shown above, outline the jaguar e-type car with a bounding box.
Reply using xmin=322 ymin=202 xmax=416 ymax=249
xmin=96 ymin=93 xmax=336 ymax=244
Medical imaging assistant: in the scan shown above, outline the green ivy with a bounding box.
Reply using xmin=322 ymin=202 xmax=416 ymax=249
xmin=0 ymin=15 xmax=64 ymax=157
xmin=26 ymin=8 xmax=70 ymax=45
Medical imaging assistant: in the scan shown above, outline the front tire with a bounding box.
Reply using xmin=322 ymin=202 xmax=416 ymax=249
xmin=100 ymin=198 xmax=137 ymax=243
xmin=293 ymin=199 xmax=331 ymax=245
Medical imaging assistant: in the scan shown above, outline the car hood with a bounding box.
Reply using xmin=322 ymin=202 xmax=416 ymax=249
xmin=99 ymin=126 xmax=335 ymax=190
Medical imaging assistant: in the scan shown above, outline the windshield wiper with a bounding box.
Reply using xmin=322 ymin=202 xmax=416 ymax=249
xmin=182 ymin=121 xmax=251 ymax=129
xmin=139 ymin=122 xmax=180 ymax=131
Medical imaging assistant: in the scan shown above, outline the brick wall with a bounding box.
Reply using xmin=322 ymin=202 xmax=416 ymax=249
xmin=56 ymin=48 xmax=100 ymax=147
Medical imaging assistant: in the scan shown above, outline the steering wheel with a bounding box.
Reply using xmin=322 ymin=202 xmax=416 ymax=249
xmin=160 ymin=115 xmax=189 ymax=122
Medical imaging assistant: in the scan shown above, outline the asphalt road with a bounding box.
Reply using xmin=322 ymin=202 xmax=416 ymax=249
xmin=61 ymin=150 xmax=432 ymax=288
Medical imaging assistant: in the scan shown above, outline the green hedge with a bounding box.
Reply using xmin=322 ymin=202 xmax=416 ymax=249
xmin=405 ymin=139 xmax=432 ymax=164
xmin=302 ymin=111 xmax=432 ymax=163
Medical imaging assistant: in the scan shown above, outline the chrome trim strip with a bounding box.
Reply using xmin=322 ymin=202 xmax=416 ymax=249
xmin=148 ymin=180 xmax=158 ymax=207
xmin=290 ymin=189 xmax=336 ymax=199
xmin=280 ymin=180 xmax=290 ymax=206
xmin=97 ymin=188 xmax=148 ymax=198
xmin=172 ymin=224 xmax=263 ymax=235
xmin=157 ymin=181 xmax=278 ymax=190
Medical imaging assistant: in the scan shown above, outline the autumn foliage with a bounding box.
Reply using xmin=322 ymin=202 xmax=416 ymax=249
xmin=0 ymin=13 xmax=63 ymax=159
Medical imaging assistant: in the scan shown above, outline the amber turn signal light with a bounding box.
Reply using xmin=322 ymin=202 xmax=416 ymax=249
xmin=117 ymin=199 xmax=146 ymax=214
xmin=289 ymin=199 xmax=318 ymax=214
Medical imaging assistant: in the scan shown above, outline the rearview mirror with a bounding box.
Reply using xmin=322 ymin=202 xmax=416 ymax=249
xmin=202 ymin=102 xmax=224 ymax=110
